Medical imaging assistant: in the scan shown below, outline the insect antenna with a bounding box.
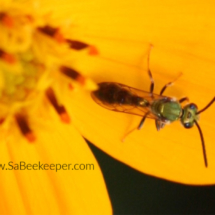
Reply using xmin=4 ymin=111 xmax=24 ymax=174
xmin=194 ymin=120 xmax=207 ymax=167
xmin=197 ymin=97 xmax=215 ymax=115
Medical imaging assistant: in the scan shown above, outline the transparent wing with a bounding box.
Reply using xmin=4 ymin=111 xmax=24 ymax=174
xmin=92 ymin=82 xmax=167 ymax=119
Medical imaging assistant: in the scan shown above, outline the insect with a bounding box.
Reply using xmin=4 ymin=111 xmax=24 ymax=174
xmin=91 ymin=46 xmax=215 ymax=167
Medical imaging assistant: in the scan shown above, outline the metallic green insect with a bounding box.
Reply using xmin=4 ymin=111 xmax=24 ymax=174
xmin=91 ymin=47 xmax=215 ymax=167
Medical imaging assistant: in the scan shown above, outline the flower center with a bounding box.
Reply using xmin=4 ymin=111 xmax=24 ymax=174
xmin=0 ymin=0 xmax=98 ymax=142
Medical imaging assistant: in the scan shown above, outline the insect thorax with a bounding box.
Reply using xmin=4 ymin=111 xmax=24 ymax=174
xmin=151 ymin=99 xmax=182 ymax=122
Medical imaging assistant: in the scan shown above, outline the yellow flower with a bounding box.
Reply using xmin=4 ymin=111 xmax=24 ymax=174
xmin=0 ymin=0 xmax=111 ymax=214
xmin=56 ymin=0 xmax=215 ymax=184
xmin=1 ymin=0 xmax=215 ymax=213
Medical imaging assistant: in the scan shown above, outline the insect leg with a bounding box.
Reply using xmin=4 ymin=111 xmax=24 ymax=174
xmin=138 ymin=112 xmax=150 ymax=129
xmin=121 ymin=112 xmax=150 ymax=142
xmin=147 ymin=45 xmax=154 ymax=96
xmin=179 ymin=97 xmax=189 ymax=104
xmin=155 ymin=120 xmax=166 ymax=131
xmin=159 ymin=73 xmax=182 ymax=96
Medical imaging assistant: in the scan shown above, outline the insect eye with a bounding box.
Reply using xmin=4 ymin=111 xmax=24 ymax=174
xmin=184 ymin=122 xmax=192 ymax=129
xmin=189 ymin=103 xmax=197 ymax=109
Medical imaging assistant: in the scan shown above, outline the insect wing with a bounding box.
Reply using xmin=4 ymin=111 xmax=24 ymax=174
xmin=92 ymin=82 xmax=164 ymax=119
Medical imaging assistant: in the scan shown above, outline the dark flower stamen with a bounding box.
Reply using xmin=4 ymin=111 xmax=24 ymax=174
xmin=45 ymin=87 xmax=70 ymax=123
xmin=0 ymin=12 xmax=13 ymax=27
xmin=0 ymin=49 xmax=16 ymax=64
xmin=0 ymin=118 xmax=5 ymax=124
xmin=60 ymin=66 xmax=85 ymax=85
xmin=66 ymin=39 xmax=99 ymax=55
xmin=38 ymin=25 xmax=64 ymax=43
xmin=66 ymin=39 xmax=89 ymax=50
xmin=0 ymin=12 xmax=6 ymax=21
xmin=15 ymin=114 xmax=36 ymax=142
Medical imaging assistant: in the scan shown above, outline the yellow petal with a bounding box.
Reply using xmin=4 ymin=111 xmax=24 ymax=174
xmin=0 ymin=0 xmax=112 ymax=213
xmin=0 ymin=116 xmax=111 ymax=214
xmin=59 ymin=0 xmax=215 ymax=184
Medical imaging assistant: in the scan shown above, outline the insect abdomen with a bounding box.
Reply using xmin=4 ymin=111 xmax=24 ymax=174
xmin=92 ymin=82 xmax=148 ymax=107
xmin=93 ymin=82 xmax=132 ymax=104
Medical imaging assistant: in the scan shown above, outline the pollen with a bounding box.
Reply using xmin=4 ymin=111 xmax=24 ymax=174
xmin=0 ymin=0 xmax=97 ymax=142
